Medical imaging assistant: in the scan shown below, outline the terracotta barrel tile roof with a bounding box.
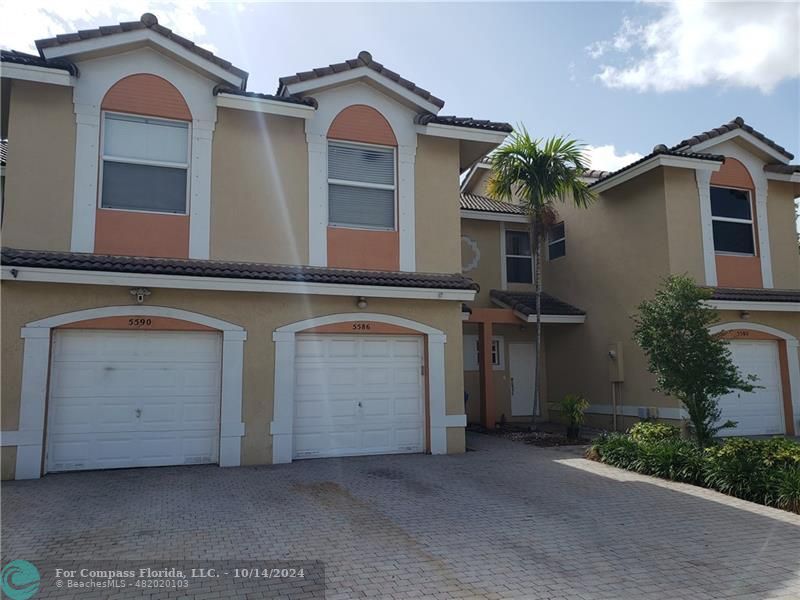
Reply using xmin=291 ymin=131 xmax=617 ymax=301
xmin=1 ymin=247 xmax=478 ymax=291
xmin=212 ymin=85 xmax=318 ymax=107
xmin=34 ymin=13 xmax=248 ymax=86
xmin=278 ymin=50 xmax=445 ymax=109
xmin=589 ymin=146 xmax=725 ymax=188
xmin=490 ymin=289 xmax=585 ymax=316
xmin=709 ymin=287 xmax=800 ymax=303
xmin=460 ymin=193 xmax=526 ymax=215
xmin=0 ymin=49 xmax=78 ymax=75
xmin=670 ymin=116 xmax=794 ymax=161
xmin=763 ymin=163 xmax=800 ymax=174
xmin=416 ymin=114 xmax=513 ymax=133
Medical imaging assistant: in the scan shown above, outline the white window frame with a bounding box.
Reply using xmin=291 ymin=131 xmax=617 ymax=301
xmin=503 ymin=227 xmax=534 ymax=285
xmin=710 ymin=185 xmax=756 ymax=257
xmin=464 ymin=334 xmax=505 ymax=371
xmin=327 ymin=139 xmax=397 ymax=231
xmin=98 ymin=110 xmax=192 ymax=216
xmin=547 ymin=221 xmax=566 ymax=261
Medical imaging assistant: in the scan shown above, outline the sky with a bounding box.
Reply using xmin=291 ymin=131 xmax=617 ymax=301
xmin=1 ymin=0 xmax=798 ymax=173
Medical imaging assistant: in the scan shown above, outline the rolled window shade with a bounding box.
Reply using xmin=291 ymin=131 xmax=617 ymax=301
xmin=328 ymin=142 xmax=394 ymax=186
xmin=329 ymin=184 xmax=395 ymax=229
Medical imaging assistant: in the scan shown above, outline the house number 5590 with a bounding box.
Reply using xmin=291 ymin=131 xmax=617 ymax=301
xmin=128 ymin=318 xmax=152 ymax=328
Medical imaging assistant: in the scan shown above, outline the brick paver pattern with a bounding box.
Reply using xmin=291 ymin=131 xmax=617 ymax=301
xmin=3 ymin=433 xmax=799 ymax=599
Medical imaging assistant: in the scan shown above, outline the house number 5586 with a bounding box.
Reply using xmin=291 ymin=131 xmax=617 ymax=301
xmin=352 ymin=322 xmax=371 ymax=331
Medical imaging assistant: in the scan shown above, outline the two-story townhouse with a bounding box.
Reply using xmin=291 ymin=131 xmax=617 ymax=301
xmin=458 ymin=163 xmax=586 ymax=428
xmin=540 ymin=118 xmax=800 ymax=436
xmin=0 ymin=13 xmax=511 ymax=480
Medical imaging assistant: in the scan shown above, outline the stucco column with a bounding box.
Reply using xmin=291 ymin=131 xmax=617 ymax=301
xmin=189 ymin=120 xmax=215 ymax=259
xmin=14 ymin=328 xmax=52 ymax=479
xmin=70 ymin=105 xmax=101 ymax=252
xmin=270 ymin=331 xmax=296 ymax=463
xmin=427 ymin=333 xmax=448 ymax=454
xmin=478 ymin=321 xmax=495 ymax=428
xmin=306 ymin=132 xmax=328 ymax=266
xmin=397 ymin=144 xmax=417 ymax=272
xmin=219 ymin=330 xmax=246 ymax=467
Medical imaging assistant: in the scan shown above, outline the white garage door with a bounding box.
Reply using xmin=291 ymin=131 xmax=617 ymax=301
xmin=293 ymin=334 xmax=425 ymax=459
xmin=47 ymin=330 xmax=222 ymax=472
xmin=717 ymin=340 xmax=784 ymax=436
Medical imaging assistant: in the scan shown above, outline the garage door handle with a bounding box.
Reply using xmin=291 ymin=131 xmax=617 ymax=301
xmin=511 ymin=378 xmax=515 ymax=395
xmin=135 ymin=409 xmax=142 ymax=418
xmin=357 ymin=402 xmax=362 ymax=408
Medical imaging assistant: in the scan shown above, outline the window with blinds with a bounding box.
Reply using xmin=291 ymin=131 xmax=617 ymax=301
xmin=100 ymin=113 xmax=190 ymax=214
xmin=328 ymin=141 xmax=396 ymax=230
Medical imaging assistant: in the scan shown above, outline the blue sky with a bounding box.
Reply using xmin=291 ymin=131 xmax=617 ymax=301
xmin=3 ymin=1 xmax=799 ymax=169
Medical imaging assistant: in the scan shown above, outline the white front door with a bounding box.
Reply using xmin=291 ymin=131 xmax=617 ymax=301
xmin=509 ymin=342 xmax=536 ymax=416
xmin=47 ymin=330 xmax=222 ymax=472
xmin=293 ymin=334 xmax=425 ymax=459
xmin=717 ymin=340 xmax=784 ymax=436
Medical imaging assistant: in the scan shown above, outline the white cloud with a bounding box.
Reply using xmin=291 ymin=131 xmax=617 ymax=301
xmin=0 ymin=1 xmax=218 ymax=54
xmin=589 ymin=1 xmax=800 ymax=93
xmin=584 ymin=145 xmax=644 ymax=172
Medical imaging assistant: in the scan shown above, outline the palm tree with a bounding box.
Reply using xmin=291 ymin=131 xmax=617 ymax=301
xmin=487 ymin=129 xmax=594 ymax=425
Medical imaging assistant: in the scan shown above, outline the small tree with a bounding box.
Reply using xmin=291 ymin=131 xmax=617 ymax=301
xmin=632 ymin=275 xmax=756 ymax=446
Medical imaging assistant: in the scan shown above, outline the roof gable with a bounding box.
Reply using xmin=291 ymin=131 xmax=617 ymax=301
xmin=277 ymin=50 xmax=444 ymax=114
xmin=670 ymin=116 xmax=793 ymax=164
xmin=35 ymin=13 xmax=247 ymax=89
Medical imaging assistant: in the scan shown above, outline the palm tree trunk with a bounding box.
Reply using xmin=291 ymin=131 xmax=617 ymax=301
xmin=531 ymin=220 xmax=542 ymax=428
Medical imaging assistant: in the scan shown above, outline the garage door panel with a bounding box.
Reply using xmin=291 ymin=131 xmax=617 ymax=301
xmin=294 ymin=334 xmax=424 ymax=459
xmin=718 ymin=340 xmax=784 ymax=436
xmin=47 ymin=330 xmax=222 ymax=472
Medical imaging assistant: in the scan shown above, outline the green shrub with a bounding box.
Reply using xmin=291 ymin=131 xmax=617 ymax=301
xmin=629 ymin=421 xmax=681 ymax=445
xmin=589 ymin=430 xmax=800 ymax=514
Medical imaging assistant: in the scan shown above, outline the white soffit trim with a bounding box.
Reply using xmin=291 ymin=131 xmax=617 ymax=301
xmin=1 ymin=266 xmax=477 ymax=301
xmin=0 ymin=62 xmax=73 ymax=86
xmin=40 ymin=29 xmax=244 ymax=88
xmin=689 ymin=129 xmax=791 ymax=165
xmin=706 ymin=300 xmax=800 ymax=312
xmin=459 ymin=160 xmax=491 ymax=192
xmin=460 ymin=209 xmax=528 ymax=224
xmin=216 ymin=93 xmax=315 ymax=119
xmin=416 ymin=123 xmax=508 ymax=144
xmin=591 ymin=154 xmax=722 ymax=194
xmin=764 ymin=172 xmax=800 ymax=183
xmin=284 ymin=66 xmax=442 ymax=115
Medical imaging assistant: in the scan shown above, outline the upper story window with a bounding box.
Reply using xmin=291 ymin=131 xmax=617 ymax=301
xmin=505 ymin=230 xmax=533 ymax=284
xmin=710 ymin=186 xmax=755 ymax=255
xmin=101 ymin=113 xmax=190 ymax=214
xmin=328 ymin=141 xmax=396 ymax=230
xmin=548 ymin=222 xmax=566 ymax=260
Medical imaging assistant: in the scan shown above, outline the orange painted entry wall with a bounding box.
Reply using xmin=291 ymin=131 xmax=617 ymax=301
xmin=94 ymin=74 xmax=192 ymax=259
xmin=327 ymin=104 xmax=400 ymax=271
xmin=711 ymin=157 xmax=762 ymax=288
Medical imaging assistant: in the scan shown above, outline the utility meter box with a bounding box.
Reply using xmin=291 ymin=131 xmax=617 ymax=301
xmin=608 ymin=342 xmax=624 ymax=382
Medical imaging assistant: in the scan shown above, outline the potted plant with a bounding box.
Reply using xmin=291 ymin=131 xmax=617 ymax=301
xmin=556 ymin=394 xmax=590 ymax=440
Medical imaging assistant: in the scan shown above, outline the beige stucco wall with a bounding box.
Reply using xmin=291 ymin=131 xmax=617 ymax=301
xmin=2 ymin=80 xmax=75 ymax=251
xmin=210 ymin=108 xmax=309 ymax=265
xmin=415 ymin=135 xmax=462 ymax=273
xmin=1 ymin=281 xmax=466 ymax=476
xmin=766 ymin=180 xmax=800 ymax=289
xmin=663 ymin=167 xmax=706 ymax=283
xmin=1 ymin=447 xmax=17 ymax=481
xmin=543 ymin=169 xmax=674 ymax=417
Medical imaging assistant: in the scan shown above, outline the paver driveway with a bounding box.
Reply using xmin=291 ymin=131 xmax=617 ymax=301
xmin=3 ymin=433 xmax=800 ymax=599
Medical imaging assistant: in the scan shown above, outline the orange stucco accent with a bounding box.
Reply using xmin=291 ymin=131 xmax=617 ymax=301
xmin=467 ymin=308 xmax=523 ymax=324
xmin=327 ymin=226 xmax=399 ymax=270
xmin=101 ymin=74 xmax=191 ymax=121
xmin=720 ymin=329 xmax=794 ymax=435
xmin=94 ymin=208 xmax=190 ymax=258
xmin=328 ymin=104 xmax=397 ymax=146
xmin=58 ymin=316 xmax=215 ymax=332
xmin=303 ymin=322 xmax=419 ymax=335
xmin=711 ymin=157 xmax=762 ymax=288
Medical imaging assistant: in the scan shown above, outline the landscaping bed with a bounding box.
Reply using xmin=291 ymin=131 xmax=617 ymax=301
xmin=468 ymin=424 xmax=591 ymax=447
xmin=588 ymin=422 xmax=800 ymax=514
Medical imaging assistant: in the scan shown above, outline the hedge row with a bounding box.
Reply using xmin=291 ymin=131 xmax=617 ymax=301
xmin=588 ymin=422 xmax=800 ymax=514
